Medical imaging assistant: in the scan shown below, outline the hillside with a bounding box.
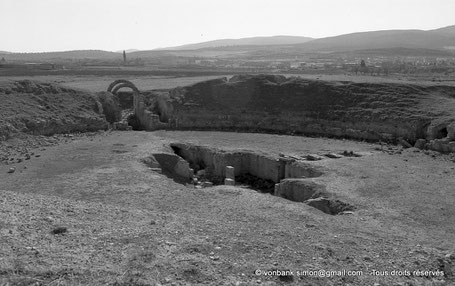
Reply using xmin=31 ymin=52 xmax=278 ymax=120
xmin=115 ymin=49 xmax=141 ymax=53
xmin=1 ymin=50 xmax=118 ymax=62
xmin=1 ymin=25 xmax=455 ymax=62
xmin=161 ymin=35 xmax=314 ymax=50
xmin=429 ymin=24 xmax=455 ymax=37
xmin=294 ymin=29 xmax=455 ymax=52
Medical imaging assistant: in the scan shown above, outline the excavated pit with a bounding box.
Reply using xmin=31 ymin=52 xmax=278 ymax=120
xmin=144 ymin=143 xmax=355 ymax=215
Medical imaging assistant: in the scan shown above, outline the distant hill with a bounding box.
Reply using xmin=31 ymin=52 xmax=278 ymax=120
xmin=294 ymin=29 xmax=455 ymax=52
xmin=337 ymin=47 xmax=455 ymax=57
xmin=161 ymin=36 xmax=314 ymax=50
xmin=155 ymin=27 xmax=455 ymax=55
xmin=429 ymin=25 xmax=455 ymax=38
xmin=1 ymin=50 xmax=119 ymax=62
xmin=2 ymin=25 xmax=455 ymax=62
xmin=115 ymin=49 xmax=140 ymax=53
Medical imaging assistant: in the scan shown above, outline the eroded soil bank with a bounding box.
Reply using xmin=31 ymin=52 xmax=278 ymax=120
xmin=139 ymin=75 xmax=455 ymax=152
xmin=1 ymin=131 xmax=454 ymax=285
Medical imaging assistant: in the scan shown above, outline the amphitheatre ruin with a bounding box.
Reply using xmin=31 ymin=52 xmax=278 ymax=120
xmin=1 ymin=74 xmax=455 ymax=285
xmin=112 ymin=75 xmax=455 ymax=151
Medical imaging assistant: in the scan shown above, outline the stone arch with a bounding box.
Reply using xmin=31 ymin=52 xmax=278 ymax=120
xmin=112 ymin=83 xmax=138 ymax=95
xmin=107 ymin=79 xmax=139 ymax=94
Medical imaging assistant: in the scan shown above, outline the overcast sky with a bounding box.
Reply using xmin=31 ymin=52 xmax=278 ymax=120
xmin=1 ymin=0 xmax=454 ymax=53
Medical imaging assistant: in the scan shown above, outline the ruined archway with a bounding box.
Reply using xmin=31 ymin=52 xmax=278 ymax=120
xmin=107 ymin=79 xmax=142 ymax=130
xmin=107 ymin=79 xmax=140 ymax=95
xmin=106 ymin=79 xmax=171 ymax=131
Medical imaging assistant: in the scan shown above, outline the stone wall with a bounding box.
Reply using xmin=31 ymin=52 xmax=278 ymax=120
xmin=170 ymin=142 xmax=326 ymax=183
xmin=133 ymin=93 xmax=167 ymax=130
xmin=140 ymin=75 xmax=455 ymax=152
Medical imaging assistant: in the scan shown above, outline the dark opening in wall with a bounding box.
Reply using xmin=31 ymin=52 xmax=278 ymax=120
xmin=236 ymin=173 xmax=275 ymax=194
xmin=170 ymin=145 xmax=207 ymax=172
xmin=116 ymin=91 xmax=134 ymax=109
xmin=435 ymin=127 xmax=448 ymax=139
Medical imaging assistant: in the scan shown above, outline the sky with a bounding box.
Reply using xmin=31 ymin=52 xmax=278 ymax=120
xmin=1 ymin=0 xmax=454 ymax=53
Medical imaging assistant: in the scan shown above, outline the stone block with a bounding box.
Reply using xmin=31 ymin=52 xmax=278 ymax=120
xmin=449 ymin=142 xmax=455 ymax=152
xmin=225 ymin=166 xmax=235 ymax=180
xmin=414 ymin=139 xmax=426 ymax=149
xmin=224 ymin=178 xmax=235 ymax=186
xmin=202 ymin=181 xmax=213 ymax=187
xmin=196 ymin=169 xmax=206 ymax=177
xmin=448 ymin=123 xmax=455 ymax=140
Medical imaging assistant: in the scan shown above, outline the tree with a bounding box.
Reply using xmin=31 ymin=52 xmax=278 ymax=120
xmin=123 ymin=50 xmax=126 ymax=65
xmin=359 ymin=59 xmax=368 ymax=75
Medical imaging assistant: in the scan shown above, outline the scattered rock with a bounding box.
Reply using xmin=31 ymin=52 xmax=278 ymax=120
xmin=304 ymin=154 xmax=323 ymax=161
xmin=7 ymin=167 xmax=15 ymax=173
xmin=196 ymin=169 xmax=206 ymax=176
xmin=339 ymin=211 xmax=355 ymax=215
xmin=340 ymin=150 xmax=361 ymax=157
xmin=398 ymin=137 xmax=412 ymax=148
xmin=324 ymin=153 xmax=342 ymax=159
xmin=277 ymin=270 xmax=294 ymax=282
xmin=414 ymin=139 xmax=427 ymax=149
xmin=202 ymin=181 xmax=213 ymax=187
xmin=305 ymin=197 xmax=355 ymax=215
xmin=51 ymin=226 xmax=68 ymax=235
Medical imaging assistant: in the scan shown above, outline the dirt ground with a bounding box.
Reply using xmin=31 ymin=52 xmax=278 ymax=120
xmin=5 ymin=73 xmax=455 ymax=94
xmin=1 ymin=130 xmax=454 ymax=286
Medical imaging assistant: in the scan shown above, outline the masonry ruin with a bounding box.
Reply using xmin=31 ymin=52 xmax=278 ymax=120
xmin=108 ymin=75 xmax=455 ymax=154
xmin=143 ymin=143 xmax=355 ymax=215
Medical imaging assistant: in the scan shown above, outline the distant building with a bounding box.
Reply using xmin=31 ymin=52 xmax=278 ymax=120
xmin=290 ymin=62 xmax=306 ymax=69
